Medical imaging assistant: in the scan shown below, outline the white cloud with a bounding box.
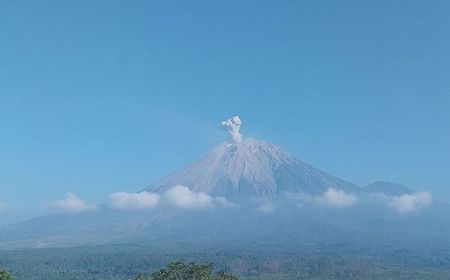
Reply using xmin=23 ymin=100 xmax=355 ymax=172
xmin=286 ymin=189 xmax=432 ymax=213
xmin=318 ymin=188 xmax=358 ymax=207
xmin=109 ymin=191 xmax=160 ymax=210
xmin=283 ymin=189 xmax=358 ymax=208
xmin=214 ymin=196 xmax=236 ymax=208
xmin=256 ymin=200 xmax=277 ymax=214
xmin=107 ymin=186 xmax=234 ymax=211
xmin=52 ymin=193 xmax=97 ymax=212
xmin=163 ymin=185 xmax=213 ymax=209
xmin=389 ymin=191 xmax=432 ymax=214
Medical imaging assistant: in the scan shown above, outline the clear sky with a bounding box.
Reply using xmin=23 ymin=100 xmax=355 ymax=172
xmin=0 ymin=0 xmax=449 ymax=223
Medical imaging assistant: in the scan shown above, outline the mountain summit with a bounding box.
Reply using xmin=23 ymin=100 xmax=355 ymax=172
xmin=146 ymin=116 xmax=357 ymax=198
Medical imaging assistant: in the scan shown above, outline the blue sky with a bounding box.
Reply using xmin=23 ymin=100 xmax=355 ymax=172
xmin=0 ymin=0 xmax=449 ymax=222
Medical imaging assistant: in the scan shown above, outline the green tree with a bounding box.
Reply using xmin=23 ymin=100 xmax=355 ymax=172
xmin=216 ymin=271 xmax=239 ymax=280
xmin=149 ymin=261 xmax=238 ymax=280
xmin=0 ymin=269 xmax=14 ymax=280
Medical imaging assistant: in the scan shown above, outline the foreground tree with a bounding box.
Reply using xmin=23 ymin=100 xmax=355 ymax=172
xmin=147 ymin=261 xmax=238 ymax=280
xmin=0 ymin=269 xmax=14 ymax=280
xmin=215 ymin=271 xmax=239 ymax=280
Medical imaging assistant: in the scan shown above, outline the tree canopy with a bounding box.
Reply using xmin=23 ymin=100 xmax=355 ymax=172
xmin=0 ymin=269 xmax=14 ymax=280
xmin=140 ymin=261 xmax=238 ymax=280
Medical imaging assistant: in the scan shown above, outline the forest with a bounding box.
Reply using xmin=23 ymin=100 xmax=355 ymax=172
xmin=1 ymin=243 xmax=450 ymax=280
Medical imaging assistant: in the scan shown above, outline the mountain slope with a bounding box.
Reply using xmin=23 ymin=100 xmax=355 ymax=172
xmin=146 ymin=138 xmax=358 ymax=198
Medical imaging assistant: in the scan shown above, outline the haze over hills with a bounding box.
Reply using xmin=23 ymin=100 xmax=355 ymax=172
xmin=0 ymin=116 xmax=448 ymax=251
xmin=362 ymin=181 xmax=414 ymax=196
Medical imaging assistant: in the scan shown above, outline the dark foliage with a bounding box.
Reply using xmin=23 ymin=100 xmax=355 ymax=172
xmin=148 ymin=261 xmax=238 ymax=280
xmin=0 ymin=269 xmax=14 ymax=280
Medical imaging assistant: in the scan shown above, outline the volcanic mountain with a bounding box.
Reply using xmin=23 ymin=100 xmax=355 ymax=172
xmin=1 ymin=116 xmax=449 ymax=250
xmin=146 ymin=137 xmax=358 ymax=198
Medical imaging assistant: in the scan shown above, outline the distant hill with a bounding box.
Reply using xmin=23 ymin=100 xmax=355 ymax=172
xmin=362 ymin=181 xmax=414 ymax=196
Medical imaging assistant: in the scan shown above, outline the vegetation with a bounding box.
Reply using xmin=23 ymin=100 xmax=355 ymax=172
xmin=0 ymin=269 xmax=14 ymax=280
xmin=143 ymin=261 xmax=238 ymax=280
xmin=1 ymin=244 xmax=450 ymax=279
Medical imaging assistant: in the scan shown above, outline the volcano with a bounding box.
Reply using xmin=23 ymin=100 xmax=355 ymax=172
xmin=1 ymin=116 xmax=449 ymax=250
xmin=146 ymin=137 xmax=358 ymax=198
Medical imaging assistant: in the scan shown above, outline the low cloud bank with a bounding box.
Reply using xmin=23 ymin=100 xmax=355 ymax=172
xmin=256 ymin=200 xmax=277 ymax=214
xmin=62 ymin=187 xmax=432 ymax=215
xmin=108 ymin=186 xmax=233 ymax=211
xmin=213 ymin=196 xmax=236 ymax=208
xmin=318 ymin=188 xmax=358 ymax=207
xmin=109 ymin=191 xmax=160 ymax=209
xmin=389 ymin=191 xmax=432 ymax=214
xmin=285 ymin=188 xmax=433 ymax=213
xmin=163 ymin=185 xmax=213 ymax=209
xmin=52 ymin=193 xmax=97 ymax=212
xmin=285 ymin=188 xmax=359 ymax=208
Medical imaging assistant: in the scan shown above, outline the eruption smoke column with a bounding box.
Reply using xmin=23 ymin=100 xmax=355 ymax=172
xmin=221 ymin=116 xmax=242 ymax=143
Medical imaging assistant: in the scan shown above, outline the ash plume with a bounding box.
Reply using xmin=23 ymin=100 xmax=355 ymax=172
xmin=221 ymin=116 xmax=242 ymax=142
